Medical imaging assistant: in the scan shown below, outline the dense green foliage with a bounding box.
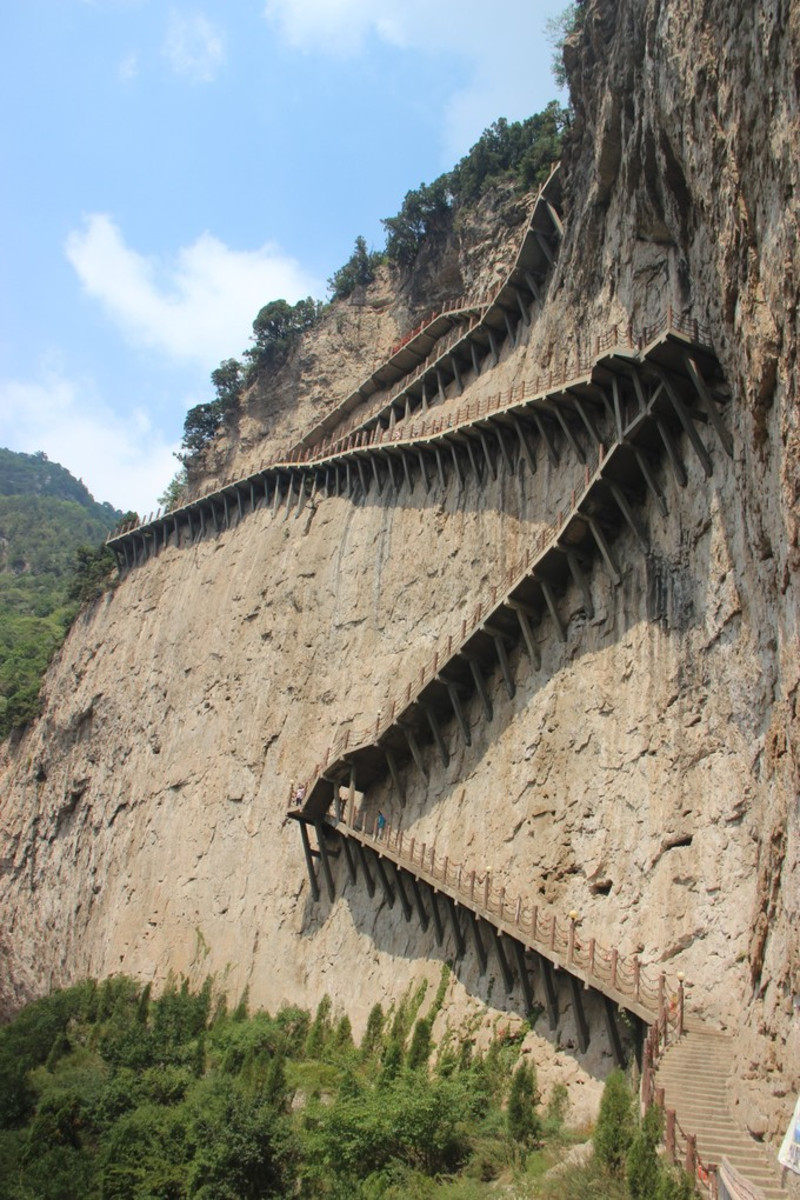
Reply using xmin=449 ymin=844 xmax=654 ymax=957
xmin=0 ymin=450 xmax=120 ymax=738
xmin=328 ymin=236 xmax=384 ymax=300
xmin=546 ymin=1 xmax=587 ymax=90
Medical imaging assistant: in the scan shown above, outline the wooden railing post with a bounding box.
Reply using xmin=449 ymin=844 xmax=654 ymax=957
xmin=677 ymin=974 xmax=685 ymax=1037
xmin=665 ymin=1110 xmax=676 ymax=1163
xmin=684 ymin=1134 xmax=697 ymax=1179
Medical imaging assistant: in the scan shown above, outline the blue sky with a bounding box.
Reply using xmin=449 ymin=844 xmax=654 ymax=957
xmin=0 ymin=0 xmax=565 ymax=513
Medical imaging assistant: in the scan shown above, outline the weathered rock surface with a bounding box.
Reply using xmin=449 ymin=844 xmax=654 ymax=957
xmin=0 ymin=0 xmax=797 ymax=1163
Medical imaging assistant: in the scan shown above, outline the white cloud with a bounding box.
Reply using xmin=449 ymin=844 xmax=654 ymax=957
xmin=263 ymin=0 xmax=565 ymax=159
xmin=0 ymin=373 xmax=179 ymax=515
xmin=162 ymin=10 xmax=226 ymax=82
xmin=65 ymin=214 xmax=323 ymax=369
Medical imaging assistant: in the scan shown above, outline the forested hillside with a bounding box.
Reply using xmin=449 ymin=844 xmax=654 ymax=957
xmin=0 ymin=449 xmax=121 ymax=737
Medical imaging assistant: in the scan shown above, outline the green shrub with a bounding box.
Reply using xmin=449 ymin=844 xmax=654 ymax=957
xmin=593 ymin=1069 xmax=635 ymax=1175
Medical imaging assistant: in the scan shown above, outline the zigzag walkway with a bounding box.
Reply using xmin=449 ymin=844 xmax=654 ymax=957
xmin=291 ymin=804 xmax=682 ymax=1070
xmin=298 ymin=317 xmax=730 ymax=817
xmin=107 ymin=165 xmax=564 ymax=567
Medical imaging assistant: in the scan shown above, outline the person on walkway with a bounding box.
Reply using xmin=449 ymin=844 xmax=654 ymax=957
xmin=377 ymin=810 xmax=386 ymax=838
xmin=294 ymin=783 xmax=306 ymax=807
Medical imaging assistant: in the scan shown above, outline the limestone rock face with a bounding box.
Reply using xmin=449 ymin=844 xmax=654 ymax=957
xmin=0 ymin=0 xmax=798 ymax=1152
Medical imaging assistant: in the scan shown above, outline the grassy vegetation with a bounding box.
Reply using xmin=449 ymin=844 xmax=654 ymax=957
xmin=0 ymin=449 xmax=122 ymax=738
xmin=0 ymin=972 xmax=697 ymax=1199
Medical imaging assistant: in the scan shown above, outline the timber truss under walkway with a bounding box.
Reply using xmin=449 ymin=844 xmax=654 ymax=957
xmin=290 ymin=804 xmax=683 ymax=1070
xmin=106 ymin=165 xmax=564 ymax=569
xmin=297 ymin=316 xmax=731 ymax=818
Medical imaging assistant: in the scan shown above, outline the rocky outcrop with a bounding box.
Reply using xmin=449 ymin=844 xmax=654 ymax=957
xmin=0 ymin=0 xmax=797 ymax=1162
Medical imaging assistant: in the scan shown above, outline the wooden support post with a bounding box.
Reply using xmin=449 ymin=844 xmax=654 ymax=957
xmin=385 ymin=749 xmax=405 ymax=805
xmin=341 ymin=837 xmax=358 ymax=885
xmin=570 ymin=394 xmax=603 ymax=444
xmin=514 ymin=287 xmax=530 ymax=326
xmin=423 ymin=704 xmax=450 ymax=768
xmin=249 ymin=482 xmax=256 ymax=512
xmin=479 ymin=432 xmax=497 ymax=480
xmin=493 ymin=634 xmax=516 ymax=698
xmin=632 ymin=446 xmax=669 ymax=516
xmin=222 ymin=493 xmax=230 ymax=529
xmin=449 ymin=444 xmax=465 ymax=489
xmin=210 ymin=502 xmax=219 ymax=533
xmin=467 ymin=910 xmax=488 ymax=975
xmin=356 ymin=457 xmax=369 ymax=496
xmin=508 ymin=602 xmax=540 ymax=669
xmin=402 ymin=724 xmax=427 ymax=781
xmin=345 ymin=461 xmax=353 ymax=498
xmin=602 ymin=996 xmax=626 ymax=1067
xmin=494 ymin=425 xmax=515 ymax=474
xmin=656 ymin=368 xmax=714 ymax=476
xmin=655 ymin=417 xmax=688 ymax=487
xmin=467 ymin=657 xmax=493 ymax=720
xmin=435 ymin=367 xmax=447 ymax=405
xmin=567 ymin=974 xmax=590 ymax=1052
xmin=540 ymin=956 xmax=559 ymax=1029
xmin=434 ymin=448 xmax=447 ymax=491
xmin=535 ymin=230 xmax=555 ymax=264
xmin=470 ymin=340 xmax=481 ymax=377
xmin=373 ymin=853 xmax=395 ymax=907
xmin=237 ymin=488 xmax=244 ymax=520
xmin=428 ymin=887 xmax=445 ymax=946
xmin=385 ymin=454 xmax=399 ymax=494
xmin=371 ymin=456 xmax=383 ymax=495
xmin=450 ymin=355 xmax=463 ymax=394
xmin=587 ymin=517 xmax=621 ymax=585
xmin=446 ymin=682 xmax=471 ymax=746
xmin=488 ymin=925 xmax=515 ymax=993
xmin=532 ymin=411 xmax=559 ymax=466
xmin=283 ymin=478 xmax=294 ymax=519
xmin=199 ymin=506 xmax=207 ymax=536
xmin=513 ymin=941 xmax=535 ymax=1016
xmin=611 ymin=377 xmax=624 ymax=441
xmin=524 ymin=270 xmax=542 ymax=303
xmin=409 ymin=875 xmax=430 ymax=933
xmin=550 ymin=404 xmax=586 ymax=463
xmin=272 ymin=480 xmax=281 ymax=517
xmin=513 ymin=416 xmax=537 ymax=474
xmin=391 ymin=863 xmax=413 ymax=921
xmin=609 ymin=482 xmax=648 ymax=552
xmin=402 ymin=452 xmax=414 ymax=493
xmin=314 ymin=823 xmax=336 ymax=902
xmin=684 ymin=355 xmax=733 ymax=456
xmin=352 ymin=841 xmax=375 ymax=896
xmin=503 ymin=310 xmax=516 ymax=347
xmin=539 ymin=579 xmax=567 ymax=641
xmin=417 ymin=450 xmax=431 ymax=493
xmin=299 ymin=822 xmax=320 ymax=901
xmin=445 ymin=896 xmax=466 ymax=957
xmin=294 ymin=474 xmax=307 ymax=519
xmin=465 ymin=437 xmax=482 ymax=483
xmin=566 ymin=551 xmax=595 ymax=618
xmin=421 ymin=379 xmax=429 ymax=413
xmin=545 ymin=200 xmax=564 ymax=237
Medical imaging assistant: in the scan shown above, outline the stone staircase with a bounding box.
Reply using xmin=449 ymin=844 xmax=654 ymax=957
xmin=655 ymin=1026 xmax=788 ymax=1199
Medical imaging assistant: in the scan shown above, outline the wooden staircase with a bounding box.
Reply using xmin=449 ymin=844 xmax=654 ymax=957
xmin=655 ymin=1026 xmax=788 ymax=1199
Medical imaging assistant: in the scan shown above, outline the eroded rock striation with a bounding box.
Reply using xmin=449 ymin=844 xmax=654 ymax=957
xmin=1 ymin=0 xmax=797 ymax=1157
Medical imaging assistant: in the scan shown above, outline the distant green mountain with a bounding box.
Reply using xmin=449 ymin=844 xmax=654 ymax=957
xmin=0 ymin=449 xmax=122 ymax=738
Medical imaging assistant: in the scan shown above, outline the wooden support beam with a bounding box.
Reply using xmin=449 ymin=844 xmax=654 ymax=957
xmin=421 ymin=379 xmax=429 ymax=413
xmin=294 ymin=474 xmax=307 ymax=519
xmin=409 ymin=875 xmax=430 ymax=932
xmin=341 ymin=836 xmax=358 ymax=885
xmin=449 ymin=444 xmax=465 ymax=490
xmin=611 ymin=376 xmax=624 ymax=441
xmin=524 ymin=270 xmax=542 ymax=303
xmin=450 ymin=355 xmax=463 ymax=395
xmin=401 ymin=723 xmax=427 ymax=780
xmin=493 ymin=634 xmax=516 ymax=698
xmin=567 ymin=974 xmax=591 ymax=1053
xmin=249 ymin=482 xmax=256 ymax=512
xmin=479 ymin=432 xmax=497 ymax=480
xmin=371 ymin=456 xmax=383 ymax=495
xmin=435 ymin=448 xmax=447 ymax=491
xmin=466 ymin=657 xmax=493 ymax=720
xmin=436 ymin=367 xmax=447 ymax=405
xmin=222 ymin=493 xmax=230 ymax=529
xmin=314 ymin=823 xmax=336 ymax=903
xmin=391 ymin=863 xmax=413 ymax=921
xmin=532 ymin=411 xmax=560 ymax=466
xmin=465 ymin=436 xmax=482 ymax=484
xmin=445 ymin=896 xmax=466 ymax=958
xmin=514 ymin=287 xmax=531 ymax=326
xmin=271 ymin=480 xmax=281 ymax=517
xmin=385 ymin=454 xmax=399 ymax=495
xmin=385 ymin=748 xmax=405 ymax=805
xmin=356 ymin=457 xmax=369 ymax=496
xmin=467 ymin=910 xmax=488 ymax=975
xmin=356 ymin=842 xmax=375 ymax=896
xmin=423 ymin=704 xmax=450 ymax=768
xmin=608 ymin=482 xmax=648 ymax=552
xmin=545 ymin=200 xmax=564 ymax=237
xmin=656 ymin=367 xmax=714 ymax=476
xmin=373 ymin=853 xmax=395 ymax=907
xmin=566 ymin=551 xmax=595 ymax=619
xmin=539 ymin=578 xmax=567 ymax=641
xmin=632 ymin=446 xmax=669 ymax=516
xmin=210 ymin=502 xmax=219 ymax=533
xmin=655 ymin=416 xmax=688 ymax=487
xmin=550 ymin=404 xmax=586 ymax=463
xmin=508 ymin=602 xmax=541 ymax=669
xmin=417 ymin=450 xmax=431 ymax=493
xmin=535 ymin=230 xmax=555 ymax=265
xmin=446 ymin=681 xmax=472 ymax=746
xmin=345 ymin=460 xmax=353 ymax=498
xmin=684 ymin=355 xmax=733 ymax=457
xmin=503 ymin=310 xmax=517 ymax=347
xmin=237 ymin=488 xmax=244 ymax=520
xmin=488 ymin=925 xmax=515 ymax=993
xmin=494 ymin=425 xmax=515 ymax=474
xmin=587 ymin=517 xmax=621 ymax=586
xmin=540 ymin=956 xmax=559 ymax=1029
xmin=199 ymin=506 xmax=207 ymax=536
xmin=513 ymin=940 xmax=535 ymax=1017
xmin=470 ymin=340 xmax=481 ymax=377
xmin=402 ymin=452 xmax=414 ymax=493
xmin=487 ymin=328 xmax=500 ymax=366
xmin=299 ymin=822 xmax=320 ymax=902
xmin=513 ymin=416 xmax=537 ymax=474
xmin=603 ymin=996 xmax=627 ymax=1069
xmin=428 ymin=887 xmax=444 ymax=946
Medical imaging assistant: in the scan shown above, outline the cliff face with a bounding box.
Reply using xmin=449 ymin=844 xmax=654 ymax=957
xmin=1 ymin=0 xmax=797 ymax=1145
